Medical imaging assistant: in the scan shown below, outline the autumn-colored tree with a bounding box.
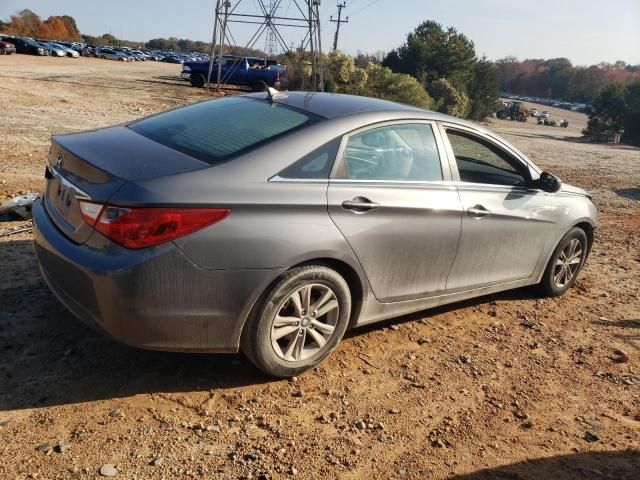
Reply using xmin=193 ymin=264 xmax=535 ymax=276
xmin=496 ymin=57 xmax=640 ymax=103
xmin=0 ymin=9 xmax=81 ymax=41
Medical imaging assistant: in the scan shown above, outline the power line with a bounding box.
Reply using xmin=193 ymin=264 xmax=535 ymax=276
xmin=329 ymin=2 xmax=348 ymax=51
xmin=350 ymin=0 xmax=380 ymax=17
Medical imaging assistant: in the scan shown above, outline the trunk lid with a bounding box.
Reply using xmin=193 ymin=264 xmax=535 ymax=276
xmin=44 ymin=126 xmax=209 ymax=244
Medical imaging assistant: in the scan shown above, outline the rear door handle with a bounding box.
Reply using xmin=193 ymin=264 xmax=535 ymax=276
xmin=341 ymin=197 xmax=380 ymax=213
xmin=467 ymin=205 xmax=491 ymax=218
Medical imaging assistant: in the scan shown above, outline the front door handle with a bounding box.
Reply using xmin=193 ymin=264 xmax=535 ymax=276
xmin=341 ymin=196 xmax=380 ymax=213
xmin=467 ymin=205 xmax=491 ymax=218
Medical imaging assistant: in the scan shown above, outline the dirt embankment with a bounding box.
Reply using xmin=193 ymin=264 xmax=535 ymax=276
xmin=1 ymin=56 xmax=639 ymax=480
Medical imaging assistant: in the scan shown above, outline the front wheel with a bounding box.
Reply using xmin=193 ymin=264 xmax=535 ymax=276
xmin=241 ymin=265 xmax=351 ymax=378
xmin=538 ymin=227 xmax=588 ymax=297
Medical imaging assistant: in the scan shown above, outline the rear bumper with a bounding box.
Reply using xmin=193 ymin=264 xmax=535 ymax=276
xmin=32 ymin=199 xmax=278 ymax=353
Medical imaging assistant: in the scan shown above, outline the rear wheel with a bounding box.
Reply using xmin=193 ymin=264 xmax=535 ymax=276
xmin=241 ymin=265 xmax=351 ymax=378
xmin=252 ymin=79 xmax=268 ymax=92
xmin=190 ymin=73 xmax=206 ymax=88
xmin=538 ymin=227 xmax=588 ymax=297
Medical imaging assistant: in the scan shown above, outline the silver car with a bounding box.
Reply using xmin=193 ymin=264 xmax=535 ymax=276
xmin=33 ymin=92 xmax=597 ymax=377
xmin=98 ymin=48 xmax=129 ymax=61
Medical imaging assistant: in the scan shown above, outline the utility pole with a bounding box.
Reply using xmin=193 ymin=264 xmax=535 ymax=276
xmin=330 ymin=2 xmax=348 ymax=51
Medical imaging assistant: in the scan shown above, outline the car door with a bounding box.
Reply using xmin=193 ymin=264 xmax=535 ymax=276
xmin=327 ymin=121 xmax=463 ymax=303
xmin=439 ymin=123 xmax=558 ymax=292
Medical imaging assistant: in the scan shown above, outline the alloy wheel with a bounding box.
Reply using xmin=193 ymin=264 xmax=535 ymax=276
xmin=553 ymin=238 xmax=583 ymax=288
xmin=270 ymin=284 xmax=339 ymax=362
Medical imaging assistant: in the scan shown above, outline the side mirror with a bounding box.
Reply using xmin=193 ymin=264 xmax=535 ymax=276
xmin=538 ymin=171 xmax=562 ymax=193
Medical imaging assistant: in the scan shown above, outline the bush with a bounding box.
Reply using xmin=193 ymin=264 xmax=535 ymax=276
xmin=357 ymin=63 xmax=434 ymax=109
xmin=324 ymin=51 xmax=367 ymax=93
xmin=428 ymin=78 xmax=470 ymax=117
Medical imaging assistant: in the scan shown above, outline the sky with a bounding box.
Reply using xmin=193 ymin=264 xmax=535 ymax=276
xmin=1 ymin=0 xmax=639 ymax=65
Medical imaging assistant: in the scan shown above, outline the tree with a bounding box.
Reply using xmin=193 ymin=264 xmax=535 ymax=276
xmin=467 ymin=57 xmax=500 ymax=120
xmin=586 ymin=84 xmax=627 ymax=137
xmin=383 ymin=20 xmax=476 ymax=91
xmin=622 ymin=79 xmax=640 ymax=144
xmin=0 ymin=10 xmax=81 ymax=41
xmin=428 ymin=78 xmax=469 ymax=117
xmin=494 ymin=56 xmax=640 ymax=103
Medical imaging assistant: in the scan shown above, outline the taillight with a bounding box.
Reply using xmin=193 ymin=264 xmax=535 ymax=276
xmin=275 ymin=71 xmax=280 ymax=81
xmin=78 ymin=200 xmax=229 ymax=249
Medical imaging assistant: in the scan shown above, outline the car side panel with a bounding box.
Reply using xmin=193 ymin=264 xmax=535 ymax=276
xmin=445 ymin=186 xmax=560 ymax=291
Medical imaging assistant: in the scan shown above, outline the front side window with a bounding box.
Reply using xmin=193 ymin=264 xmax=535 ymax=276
xmin=129 ymin=97 xmax=320 ymax=165
xmin=336 ymin=123 xmax=443 ymax=182
xmin=446 ymin=130 xmax=528 ymax=187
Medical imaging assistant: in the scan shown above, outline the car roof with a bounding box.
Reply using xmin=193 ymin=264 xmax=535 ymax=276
xmin=243 ymin=91 xmax=488 ymax=132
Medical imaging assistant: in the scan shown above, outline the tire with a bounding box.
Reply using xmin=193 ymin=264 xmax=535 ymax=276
xmin=538 ymin=227 xmax=588 ymax=297
xmin=241 ymin=265 xmax=352 ymax=378
xmin=252 ymin=79 xmax=268 ymax=92
xmin=190 ymin=73 xmax=206 ymax=88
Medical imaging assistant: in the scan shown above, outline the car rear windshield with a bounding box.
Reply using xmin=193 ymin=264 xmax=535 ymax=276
xmin=128 ymin=96 xmax=320 ymax=165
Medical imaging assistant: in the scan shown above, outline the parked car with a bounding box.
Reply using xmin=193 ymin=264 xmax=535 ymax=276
xmin=530 ymin=108 xmax=539 ymax=117
xmin=32 ymin=92 xmax=597 ymax=377
xmin=538 ymin=117 xmax=557 ymax=127
xmin=2 ymin=37 xmax=48 ymax=56
xmin=0 ymin=40 xmax=16 ymax=55
xmin=161 ymin=55 xmax=183 ymax=64
xmin=560 ymin=119 xmax=569 ymax=128
xmin=184 ymin=55 xmax=281 ymax=90
xmin=541 ymin=111 xmax=550 ymax=119
xmin=46 ymin=41 xmax=79 ymax=58
xmin=98 ymin=48 xmax=129 ymax=61
xmin=37 ymin=42 xmax=66 ymax=57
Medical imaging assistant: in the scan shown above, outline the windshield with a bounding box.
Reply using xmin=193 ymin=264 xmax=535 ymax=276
xmin=129 ymin=96 xmax=321 ymax=165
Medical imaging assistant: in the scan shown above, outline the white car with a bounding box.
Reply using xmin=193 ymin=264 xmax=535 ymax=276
xmin=530 ymin=108 xmax=539 ymax=117
xmin=99 ymin=48 xmax=129 ymax=61
xmin=49 ymin=42 xmax=79 ymax=58
xmin=38 ymin=42 xmax=65 ymax=57
xmin=541 ymin=111 xmax=550 ymax=119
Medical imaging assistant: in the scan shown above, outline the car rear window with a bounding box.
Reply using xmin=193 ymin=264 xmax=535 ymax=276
xmin=128 ymin=97 xmax=320 ymax=165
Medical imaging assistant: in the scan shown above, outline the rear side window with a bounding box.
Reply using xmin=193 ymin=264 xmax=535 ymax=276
xmin=277 ymin=138 xmax=341 ymax=179
xmin=129 ymin=97 xmax=320 ymax=165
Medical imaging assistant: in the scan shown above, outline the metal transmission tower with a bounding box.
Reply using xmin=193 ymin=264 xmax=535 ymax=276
xmin=330 ymin=2 xmax=348 ymax=51
xmin=206 ymin=0 xmax=324 ymax=92
xmin=264 ymin=0 xmax=278 ymax=56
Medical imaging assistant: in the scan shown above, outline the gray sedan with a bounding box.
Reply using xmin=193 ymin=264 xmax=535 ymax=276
xmin=33 ymin=92 xmax=597 ymax=377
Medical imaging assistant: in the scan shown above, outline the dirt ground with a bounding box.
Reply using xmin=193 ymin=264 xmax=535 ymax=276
xmin=1 ymin=56 xmax=639 ymax=480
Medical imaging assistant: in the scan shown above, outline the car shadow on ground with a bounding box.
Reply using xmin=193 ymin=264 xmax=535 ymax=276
xmin=0 ymin=238 xmax=555 ymax=411
xmin=615 ymin=188 xmax=640 ymax=201
xmin=449 ymin=450 xmax=640 ymax=480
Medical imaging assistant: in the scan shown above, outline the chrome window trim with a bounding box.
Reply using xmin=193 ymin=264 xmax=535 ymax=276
xmin=268 ymin=175 xmax=329 ymax=184
xmin=452 ymin=181 xmax=542 ymax=195
xmin=329 ymin=178 xmax=457 ymax=190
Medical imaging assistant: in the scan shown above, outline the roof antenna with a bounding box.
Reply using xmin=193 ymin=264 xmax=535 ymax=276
xmin=266 ymin=86 xmax=287 ymax=102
